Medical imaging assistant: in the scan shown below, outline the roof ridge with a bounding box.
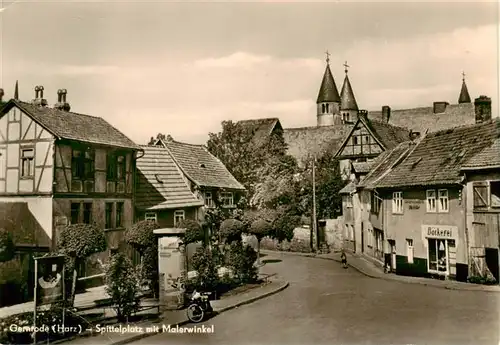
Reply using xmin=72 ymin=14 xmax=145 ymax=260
xmin=16 ymin=100 xmax=101 ymax=119
xmin=428 ymin=117 xmax=500 ymax=137
xmin=168 ymin=139 xmax=205 ymax=148
xmin=238 ymin=117 xmax=279 ymax=122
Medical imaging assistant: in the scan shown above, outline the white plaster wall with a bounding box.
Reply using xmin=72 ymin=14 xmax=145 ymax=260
xmin=0 ymin=196 xmax=53 ymax=239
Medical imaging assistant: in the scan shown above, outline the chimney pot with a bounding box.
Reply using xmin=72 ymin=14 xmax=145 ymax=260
xmin=433 ymin=101 xmax=449 ymax=114
xmin=474 ymin=95 xmax=492 ymax=124
xmin=382 ymin=105 xmax=391 ymax=122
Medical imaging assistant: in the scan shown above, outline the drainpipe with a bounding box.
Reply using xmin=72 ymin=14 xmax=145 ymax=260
xmin=462 ymin=175 xmax=470 ymax=280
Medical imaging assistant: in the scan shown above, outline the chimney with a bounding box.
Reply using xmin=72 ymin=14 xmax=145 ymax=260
xmin=382 ymin=105 xmax=391 ymax=122
xmin=32 ymin=86 xmax=48 ymax=107
xmin=409 ymin=130 xmax=420 ymax=141
xmin=0 ymin=89 xmax=4 ymax=103
xmin=358 ymin=110 xmax=368 ymax=121
xmin=433 ymin=101 xmax=449 ymax=114
xmin=474 ymin=95 xmax=492 ymax=124
xmin=54 ymin=89 xmax=71 ymax=111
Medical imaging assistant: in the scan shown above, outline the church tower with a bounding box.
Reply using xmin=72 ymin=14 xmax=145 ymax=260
xmin=316 ymin=51 xmax=341 ymax=127
xmin=458 ymin=71 xmax=471 ymax=104
xmin=340 ymin=61 xmax=359 ymax=124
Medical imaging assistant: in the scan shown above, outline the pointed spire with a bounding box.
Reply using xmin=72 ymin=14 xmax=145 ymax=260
xmin=340 ymin=61 xmax=358 ymax=111
xmin=316 ymin=53 xmax=340 ymax=104
xmin=14 ymin=80 xmax=19 ymax=100
xmin=458 ymin=71 xmax=471 ymax=104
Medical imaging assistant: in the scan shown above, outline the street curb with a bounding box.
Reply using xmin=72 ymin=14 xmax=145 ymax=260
xmin=262 ymin=249 xmax=500 ymax=293
xmin=59 ymin=280 xmax=289 ymax=345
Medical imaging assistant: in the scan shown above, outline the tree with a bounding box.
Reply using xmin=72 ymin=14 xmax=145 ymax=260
xmin=248 ymin=219 xmax=271 ymax=265
xmin=176 ymin=219 xmax=204 ymax=246
xmin=220 ymin=219 xmax=244 ymax=244
xmin=272 ymin=213 xmax=301 ymax=243
xmin=0 ymin=229 xmax=15 ymax=263
xmin=105 ymin=253 xmax=141 ymax=322
xmin=57 ymin=223 xmax=107 ymax=306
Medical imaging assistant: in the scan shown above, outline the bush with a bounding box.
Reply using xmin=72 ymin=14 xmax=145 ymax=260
xmin=468 ymin=275 xmax=497 ymax=285
xmin=177 ymin=219 xmax=204 ymax=245
xmin=190 ymin=247 xmax=219 ymax=292
xmin=220 ymin=219 xmax=244 ymax=244
xmin=105 ymin=253 xmax=141 ymax=322
xmin=58 ymin=224 xmax=107 ymax=259
xmin=226 ymin=242 xmax=258 ymax=284
xmin=0 ymin=229 xmax=15 ymax=263
xmin=125 ymin=220 xmax=159 ymax=253
xmin=271 ymin=214 xmax=300 ymax=242
xmin=139 ymin=245 xmax=159 ymax=296
xmin=0 ymin=259 xmax=28 ymax=307
xmin=289 ymin=239 xmax=312 ymax=253
xmin=249 ymin=219 xmax=272 ymax=241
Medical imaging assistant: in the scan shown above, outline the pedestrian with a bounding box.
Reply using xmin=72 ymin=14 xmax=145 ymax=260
xmin=340 ymin=249 xmax=347 ymax=269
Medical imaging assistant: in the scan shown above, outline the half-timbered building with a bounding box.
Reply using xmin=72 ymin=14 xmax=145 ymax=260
xmin=0 ymin=87 xmax=141 ymax=279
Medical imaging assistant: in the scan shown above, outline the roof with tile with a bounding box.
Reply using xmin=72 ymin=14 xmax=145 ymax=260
xmin=317 ymin=64 xmax=341 ymax=103
xmin=339 ymin=181 xmax=356 ymax=195
xmin=461 ymin=137 xmax=500 ymax=170
xmin=161 ymin=139 xmax=245 ymax=190
xmin=1 ymin=100 xmax=140 ymax=150
xmin=368 ymin=103 xmax=476 ymax=134
xmin=236 ymin=118 xmax=281 ymax=147
xmin=352 ymin=161 xmax=373 ymax=174
xmin=135 ymin=146 xmax=204 ymax=210
xmin=373 ymin=118 xmax=500 ymax=188
xmin=363 ymin=117 xmax=412 ymax=150
xmin=458 ymin=80 xmax=472 ymax=104
xmin=283 ymin=125 xmax=352 ymax=165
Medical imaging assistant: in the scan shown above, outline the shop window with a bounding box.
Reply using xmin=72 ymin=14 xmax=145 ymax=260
xmin=428 ymin=238 xmax=447 ymax=273
xmin=490 ymin=181 xmax=500 ymax=208
xmin=392 ymin=192 xmax=403 ymax=214
xmin=426 ymin=190 xmax=436 ymax=213
xmin=406 ymin=239 xmax=414 ymax=264
xmin=438 ymin=189 xmax=449 ymax=213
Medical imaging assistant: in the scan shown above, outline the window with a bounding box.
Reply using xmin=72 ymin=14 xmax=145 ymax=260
xmin=438 ymin=189 xmax=449 ymax=212
xmin=70 ymin=202 xmax=81 ymax=224
xmin=107 ymin=153 xmax=126 ymax=181
xmin=428 ymin=238 xmax=447 ymax=273
xmin=116 ymin=202 xmax=124 ymax=228
xmin=326 ymin=104 xmax=329 ymax=113
xmin=145 ymin=212 xmax=157 ymax=222
xmin=473 ymin=182 xmax=488 ymax=208
xmin=72 ymin=148 xmax=95 ymax=180
xmin=105 ymin=203 xmax=113 ymax=229
xmin=353 ymin=136 xmax=358 ymax=145
xmin=204 ymin=192 xmax=214 ymax=208
xmin=21 ymin=148 xmax=34 ymax=177
xmin=0 ymin=150 xmax=5 ymax=179
xmin=490 ymin=181 xmax=500 ymax=208
xmin=322 ymin=104 xmax=325 ymax=114
xmin=370 ymin=191 xmax=381 ymax=214
xmin=392 ymin=192 xmax=403 ymax=214
xmin=363 ymin=136 xmax=369 ymax=144
xmin=346 ymin=195 xmax=353 ymax=208
xmin=426 ymin=190 xmax=436 ymax=213
xmin=174 ymin=210 xmax=185 ymax=227
xmin=83 ymin=203 xmax=92 ymax=224
xmin=406 ymin=239 xmax=414 ymax=264
xmin=221 ymin=192 xmax=234 ymax=207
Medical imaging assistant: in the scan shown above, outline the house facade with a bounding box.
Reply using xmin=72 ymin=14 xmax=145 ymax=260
xmin=0 ymin=87 xmax=141 ymax=278
xmin=354 ymin=108 xmax=499 ymax=283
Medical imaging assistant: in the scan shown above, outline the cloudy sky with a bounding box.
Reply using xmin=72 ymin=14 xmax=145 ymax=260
xmin=0 ymin=1 xmax=498 ymax=145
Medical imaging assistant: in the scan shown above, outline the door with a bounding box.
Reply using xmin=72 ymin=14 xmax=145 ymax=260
xmin=390 ymin=240 xmax=396 ymax=271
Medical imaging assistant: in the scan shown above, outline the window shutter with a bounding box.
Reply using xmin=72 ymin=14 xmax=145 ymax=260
xmin=473 ymin=183 xmax=488 ymax=207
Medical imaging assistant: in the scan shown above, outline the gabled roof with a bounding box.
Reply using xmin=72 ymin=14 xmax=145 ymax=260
xmin=236 ymin=118 xmax=282 ymax=147
xmin=340 ymin=74 xmax=358 ymax=111
xmin=458 ymin=80 xmax=471 ymax=104
xmin=357 ymin=142 xmax=414 ymax=190
xmin=160 ymin=139 xmax=245 ymax=190
xmin=461 ymin=137 xmax=500 ymax=171
xmin=374 ymin=119 xmax=500 ymax=188
xmin=368 ymin=103 xmax=475 ymax=134
xmin=284 ymin=124 xmax=352 ymax=165
xmin=339 ymin=181 xmax=356 ymax=195
xmin=334 ymin=116 xmax=411 ymax=158
xmin=1 ymin=99 xmax=140 ymax=150
xmin=135 ymin=146 xmax=204 ymax=210
xmin=317 ymin=64 xmax=341 ymax=103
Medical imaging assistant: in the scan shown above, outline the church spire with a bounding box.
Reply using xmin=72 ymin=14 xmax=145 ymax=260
xmin=340 ymin=61 xmax=358 ymax=111
xmin=14 ymin=80 xmax=19 ymax=100
xmin=458 ymin=71 xmax=471 ymax=104
xmin=316 ymin=51 xmax=340 ymax=104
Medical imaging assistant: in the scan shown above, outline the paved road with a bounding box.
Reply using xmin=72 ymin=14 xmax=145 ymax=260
xmin=132 ymin=253 xmax=500 ymax=345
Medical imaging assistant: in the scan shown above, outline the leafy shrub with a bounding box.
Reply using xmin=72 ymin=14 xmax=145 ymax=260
xmin=468 ymin=275 xmax=497 ymax=285
xmin=139 ymin=245 xmax=159 ymax=296
xmin=226 ymin=242 xmax=258 ymax=284
xmin=190 ymin=247 xmax=219 ymax=292
xmin=249 ymin=219 xmax=272 ymax=241
xmin=0 ymin=259 xmax=28 ymax=307
xmin=220 ymin=219 xmax=244 ymax=244
xmin=272 ymin=214 xmax=301 ymax=242
xmin=125 ymin=220 xmax=159 ymax=254
xmin=58 ymin=224 xmax=107 ymax=259
xmin=289 ymin=239 xmax=312 ymax=253
xmin=105 ymin=253 xmax=141 ymax=322
xmin=0 ymin=229 xmax=15 ymax=263
xmin=177 ymin=219 xmax=204 ymax=245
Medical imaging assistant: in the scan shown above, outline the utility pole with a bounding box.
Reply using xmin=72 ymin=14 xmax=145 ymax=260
xmin=312 ymin=154 xmax=318 ymax=252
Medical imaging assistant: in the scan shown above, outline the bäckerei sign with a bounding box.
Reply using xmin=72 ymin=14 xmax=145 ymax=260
xmin=422 ymin=225 xmax=458 ymax=240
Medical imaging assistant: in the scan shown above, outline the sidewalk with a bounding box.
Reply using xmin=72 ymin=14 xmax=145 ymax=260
xmin=261 ymin=249 xmax=500 ymax=293
xmin=60 ymin=278 xmax=289 ymax=345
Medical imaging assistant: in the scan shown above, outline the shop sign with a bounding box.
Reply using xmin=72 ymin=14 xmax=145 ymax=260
xmin=422 ymin=225 xmax=458 ymax=240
